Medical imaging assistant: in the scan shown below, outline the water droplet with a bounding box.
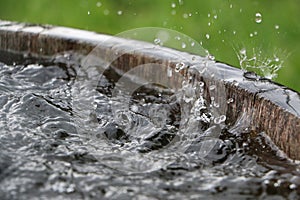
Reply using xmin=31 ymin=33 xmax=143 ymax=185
xmin=207 ymin=54 xmax=215 ymax=61
xmin=240 ymin=48 xmax=246 ymax=55
xmin=189 ymin=13 xmax=192 ymax=17
xmin=250 ymin=33 xmax=254 ymax=37
xmin=289 ymin=184 xmax=297 ymax=190
xmin=214 ymin=115 xmax=226 ymax=124
xmin=208 ymin=22 xmax=211 ymax=26
xmin=181 ymin=42 xmax=186 ymax=48
xmin=183 ymin=13 xmax=188 ymax=19
xmin=229 ymin=4 xmax=233 ymax=8
xmin=213 ymin=15 xmax=218 ymax=19
xmin=233 ymin=31 xmax=236 ymax=35
xmin=227 ymin=98 xmax=234 ymax=104
xmin=87 ymin=11 xmax=91 ymax=15
xmin=209 ymin=85 xmax=216 ymax=90
xmin=175 ymin=62 xmax=187 ymax=72
xmin=175 ymin=36 xmax=181 ymax=40
xmin=171 ymin=10 xmax=176 ymax=15
xmin=208 ymin=13 xmax=211 ymax=18
xmin=117 ymin=10 xmax=123 ymax=15
xmin=171 ymin=3 xmax=176 ymax=8
xmin=205 ymin=34 xmax=210 ymax=40
xmin=275 ymin=25 xmax=280 ymax=30
xmin=154 ymin=38 xmax=161 ymax=45
xmin=191 ymin=42 xmax=195 ymax=47
xmin=178 ymin=0 xmax=184 ymax=5
xmin=104 ymin=9 xmax=110 ymax=15
xmin=255 ymin=12 xmax=262 ymax=23
xmin=96 ymin=2 xmax=102 ymax=7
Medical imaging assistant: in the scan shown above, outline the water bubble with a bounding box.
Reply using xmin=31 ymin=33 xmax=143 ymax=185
xmin=205 ymin=34 xmax=210 ymax=40
xmin=255 ymin=12 xmax=262 ymax=23
xmin=117 ymin=10 xmax=123 ymax=15
xmin=96 ymin=2 xmax=102 ymax=7
xmin=171 ymin=3 xmax=176 ymax=8
xmin=275 ymin=25 xmax=280 ymax=30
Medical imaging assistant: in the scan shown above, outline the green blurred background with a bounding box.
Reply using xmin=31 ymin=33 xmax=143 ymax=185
xmin=0 ymin=0 xmax=299 ymax=91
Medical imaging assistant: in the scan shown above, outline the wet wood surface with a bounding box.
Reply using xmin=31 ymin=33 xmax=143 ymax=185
xmin=0 ymin=20 xmax=299 ymax=160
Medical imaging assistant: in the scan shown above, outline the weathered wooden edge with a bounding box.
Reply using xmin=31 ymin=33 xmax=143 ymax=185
xmin=0 ymin=20 xmax=299 ymax=160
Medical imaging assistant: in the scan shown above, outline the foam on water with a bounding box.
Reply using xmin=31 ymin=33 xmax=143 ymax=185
xmin=0 ymin=54 xmax=299 ymax=199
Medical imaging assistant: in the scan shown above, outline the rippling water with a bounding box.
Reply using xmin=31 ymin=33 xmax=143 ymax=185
xmin=0 ymin=53 xmax=299 ymax=199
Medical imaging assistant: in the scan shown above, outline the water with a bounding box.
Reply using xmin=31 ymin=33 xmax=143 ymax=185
xmin=0 ymin=54 xmax=299 ymax=199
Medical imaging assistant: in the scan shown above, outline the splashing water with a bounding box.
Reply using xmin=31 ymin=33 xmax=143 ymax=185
xmin=234 ymin=46 xmax=287 ymax=80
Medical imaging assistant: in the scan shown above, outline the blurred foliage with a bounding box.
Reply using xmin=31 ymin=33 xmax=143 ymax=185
xmin=0 ymin=0 xmax=299 ymax=91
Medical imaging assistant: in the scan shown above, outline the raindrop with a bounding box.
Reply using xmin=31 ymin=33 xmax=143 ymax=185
xmin=250 ymin=33 xmax=254 ymax=37
xmin=254 ymin=31 xmax=258 ymax=35
xmin=171 ymin=3 xmax=176 ymax=8
xmin=275 ymin=25 xmax=280 ymax=30
xmin=214 ymin=15 xmax=218 ymax=19
xmin=208 ymin=22 xmax=211 ymax=26
xmin=117 ymin=10 xmax=123 ymax=15
xmin=205 ymin=34 xmax=210 ymax=40
xmin=255 ymin=12 xmax=262 ymax=23
xmin=191 ymin=41 xmax=195 ymax=47
xmin=96 ymin=2 xmax=102 ymax=7
xmin=154 ymin=38 xmax=162 ymax=45
xmin=233 ymin=31 xmax=236 ymax=35
xmin=208 ymin=13 xmax=211 ymax=18
xmin=87 ymin=11 xmax=91 ymax=15
xmin=181 ymin=42 xmax=186 ymax=49
xmin=189 ymin=13 xmax=192 ymax=17
xmin=229 ymin=4 xmax=233 ymax=9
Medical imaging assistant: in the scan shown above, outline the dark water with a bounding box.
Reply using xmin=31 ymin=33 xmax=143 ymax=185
xmin=0 ymin=53 xmax=299 ymax=200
